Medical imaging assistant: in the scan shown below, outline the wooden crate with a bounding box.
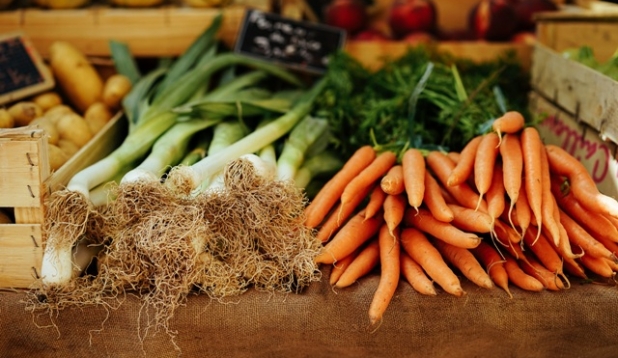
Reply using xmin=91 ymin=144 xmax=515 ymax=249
xmin=0 ymin=2 xmax=271 ymax=58
xmin=0 ymin=113 xmax=126 ymax=288
xmin=530 ymin=3 xmax=618 ymax=197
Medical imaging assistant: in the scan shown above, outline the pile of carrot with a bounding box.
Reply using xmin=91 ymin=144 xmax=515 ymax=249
xmin=304 ymin=111 xmax=618 ymax=326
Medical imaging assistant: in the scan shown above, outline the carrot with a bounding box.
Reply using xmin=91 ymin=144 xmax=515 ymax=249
xmin=423 ymin=171 xmax=454 ymax=223
xmin=521 ymin=127 xmax=544 ymax=244
xmin=473 ymin=132 xmax=501 ymax=210
xmin=523 ymin=226 xmax=564 ymax=276
xmin=494 ymin=219 xmax=521 ymax=245
xmin=380 ymin=164 xmax=405 ymax=196
xmin=551 ymin=175 xmax=618 ymax=244
xmin=579 ymin=254 xmax=615 ymax=278
xmin=401 ymin=148 xmax=426 ymax=211
xmin=315 ymin=183 xmax=374 ymax=243
xmin=400 ymin=251 xmax=437 ymax=296
xmin=433 ymin=239 xmax=494 ymax=289
xmin=403 ymin=207 xmax=481 ymax=249
xmin=500 ymin=133 xmax=523 ymax=231
xmin=514 ymin=181 xmax=531 ymax=238
xmin=447 ymin=135 xmax=482 ymax=187
xmin=446 ymin=151 xmax=460 ymax=163
xmin=364 ymin=185 xmax=387 ymax=221
xmin=305 ymin=145 xmax=376 ymax=228
xmin=520 ymin=253 xmax=565 ymax=291
xmin=448 ymin=203 xmax=494 ymax=234
xmin=340 ymin=151 xmax=398 ymax=222
xmin=315 ymin=210 xmax=383 ymax=265
xmin=400 ymin=227 xmax=465 ymax=297
xmin=471 ymin=241 xmax=511 ymax=297
xmin=492 ymin=111 xmax=525 ymax=143
xmin=426 ymin=151 xmax=487 ymax=212
xmin=545 ymin=144 xmax=618 ymax=218
xmin=329 ymin=250 xmax=358 ymax=286
xmin=559 ymin=245 xmax=588 ymax=279
xmin=334 ymin=238 xmax=380 ymax=288
xmin=486 ymin=161 xmax=506 ymax=228
xmin=368 ymin=224 xmax=401 ymax=325
xmin=503 ymin=254 xmax=544 ymax=292
xmin=539 ymin=146 xmax=561 ymax=246
xmin=558 ymin=209 xmax=617 ymax=262
xmin=383 ymin=194 xmax=407 ymax=237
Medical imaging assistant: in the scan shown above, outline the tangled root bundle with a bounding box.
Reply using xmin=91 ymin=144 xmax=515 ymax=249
xmin=27 ymin=157 xmax=322 ymax=342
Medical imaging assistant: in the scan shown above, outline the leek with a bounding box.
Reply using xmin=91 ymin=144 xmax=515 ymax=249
xmin=179 ymin=131 xmax=212 ymax=166
xmin=293 ymin=151 xmax=344 ymax=189
xmin=276 ymin=115 xmax=329 ymax=181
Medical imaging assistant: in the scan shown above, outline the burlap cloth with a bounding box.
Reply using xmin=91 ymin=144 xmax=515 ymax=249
xmin=1 ymin=267 xmax=617 ymax=358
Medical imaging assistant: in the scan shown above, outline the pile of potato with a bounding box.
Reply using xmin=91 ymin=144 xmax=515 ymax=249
xmin=0 ymin=41 xmax=132 ymax=172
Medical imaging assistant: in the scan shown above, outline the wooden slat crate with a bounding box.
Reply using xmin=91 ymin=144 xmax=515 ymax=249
xmin=530 ymin=3 xmax=618 ymax=197
xmin=0 ymin=2 xmax=270 ymax=58
xmin=0 ymin=113 xmax=126 ymax=288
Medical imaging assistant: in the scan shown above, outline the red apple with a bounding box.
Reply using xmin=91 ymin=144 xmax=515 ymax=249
xmin=469 ymin=0 xmax=519 ymax=42
xmin=388 ymin=0 xmax=437 ymax=39
xmin=324 ymin=0 xmax=368 ymax=35
xmin=513 ymin=0 xmax=558 ymax=31
xmin=511 ymin=31 xmax=536 ymax=44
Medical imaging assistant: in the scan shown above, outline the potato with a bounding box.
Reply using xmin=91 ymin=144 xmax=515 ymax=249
xmin=102 ymin=74 xmax=132 ymax=110
xmin=84 ymin=102 xmax=113 ymax=135
xmin=8 ymin=101 xmax=44 ymax=127
xmin=57 ymin=139 xmax=81 ymax=158
xmin=29 ymin=117 xmax=60 ymax=145
xmin=56 ymin=112 xmax=93 ymax=148
xmin=0 ymin=108 xmax=14 ymax=128
xmin=45 ymin=104 xmax=75 ymax=125
xmin=49 ymin=41 xmax=103 ymax=113
xmin=48 ymin=143 xmax=70 ymax=171
xmin=32 ymin=91 xmax=63 ymax=112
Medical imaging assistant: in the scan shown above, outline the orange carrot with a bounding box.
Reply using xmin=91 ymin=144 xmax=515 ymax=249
xmin=315 ymin=210 xmax=383 ymax=265
xmin=579 ymin=254 xmax=615 ymax=278
xmin=520 ymin=253 xmax=565 ymax=291
xmin=539 ymin=146 xmax=561 ymax=246
xmin=383 ymin=194 xmax=407 ymax=237
xmin=340 ymin=151 xmax=398 ymax=222
xmin=448 ymin=135 xmax=482 ymax=187
xmin=446 ymin=151 xmax=460 ymax=163
xmin=523 ymin=226 xmax=564 ymax=276
xmin=558 ymin=209 xmax=617 ymax=262
xmin=486 ymin=161 xmax=506 ymax=228
xmin=503 ymin=254 xmax=544 ymax=292
xmin=471 ymin=241 xmax=511 ymax=297
xmin=494 ymin=219 xmax=521 ymax=245
xmin=423 ymin=171 xmax=454 ymax=223
xmin=433 ymin=239 xmax=494 ymax=289
xmin=493 ymin=111 xmax=525 ymax=143
xmin=401 ymin=148 xmax=426 ymax=211
xmin=316 ymin=183 xmax=374 ymax=243
xmin=521 ymin=127 xmax=544 ymax=243
xmin=380 ymin=164 xmax=405 ymax=196
xmin=426 ymin=151 xmax=487 ymax=212
xmin=400 ymin=251 xmax=437 ymax=296
xmin=329 ymin=250 xmax=358 ymax=286
xmin=305 ymin=145 xmax=376 ymax=228
xmin=500 ymin=133 xmax=523 ymax=230
xmin=551 ymin=175 xmax=618 ymax=244
xmin=448 ymin=203 xmax=494 ymax=234
xmin=364 ymin=185 xmax=387 ymax=221
xmin=334 ymin=238 xmax=380 ymax=288
xmin=403 ymin=207 xmax=481 ymax=249
xmin=514 ymin=181 xmax=531 ymax=238
xmin=545 ymin=144 xmax=618 ymax=218
xmin=400 ymin=227 xmax=464 ymax=297
xmin=474 ymin=132 xmax=501 ymax=210
xmin=368 ymin=224 xmax=401 ymax=325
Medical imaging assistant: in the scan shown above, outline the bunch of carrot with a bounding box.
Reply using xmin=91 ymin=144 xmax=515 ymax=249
xmin=304 ymin=111 xmax=618 ymax=326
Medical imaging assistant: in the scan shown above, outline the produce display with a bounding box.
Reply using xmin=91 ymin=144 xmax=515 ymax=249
xmin=2 ymin=2 xmax=617 ymax=353
xmin=563 ymin=45 xmax=618 ymax=81
xmin=0 ymin=41 xmax=129 ymax=172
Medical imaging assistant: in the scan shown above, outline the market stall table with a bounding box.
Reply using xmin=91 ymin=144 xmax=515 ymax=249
xmin=1 ymin=268 xmax=617 ymax=358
